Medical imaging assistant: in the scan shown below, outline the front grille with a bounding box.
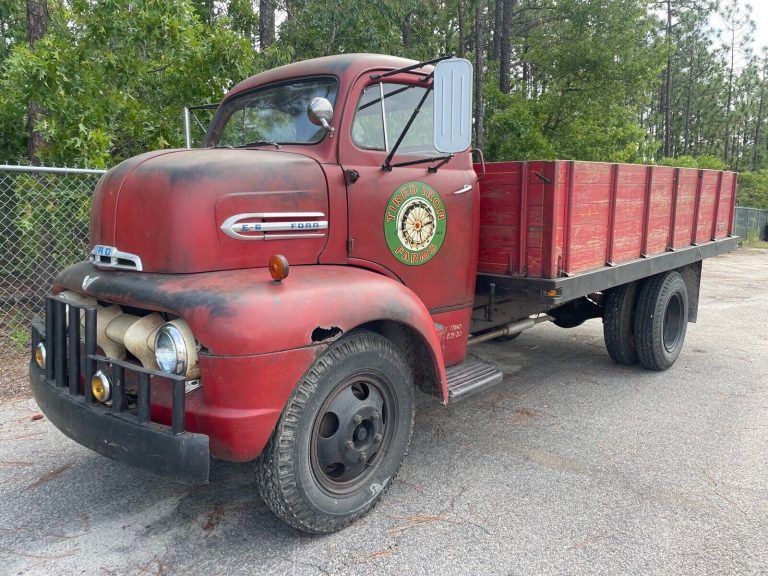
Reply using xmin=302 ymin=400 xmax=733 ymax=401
xmin=34 ymin=295 xmax=188 ymax=435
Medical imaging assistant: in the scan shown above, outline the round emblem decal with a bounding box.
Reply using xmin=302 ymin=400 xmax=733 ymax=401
xmin=384 ymin=181 xmax=446 ymax=266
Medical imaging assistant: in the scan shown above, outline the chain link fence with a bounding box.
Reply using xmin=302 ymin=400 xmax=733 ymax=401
xmin=0 ymin=165 xmax=106 ymax=350
xmin=734 ymin=206 xmax=768 ymax=243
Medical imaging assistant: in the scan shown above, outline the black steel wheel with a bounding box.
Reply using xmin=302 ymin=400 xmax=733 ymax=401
xmin=255 ymin=331 xmax=414 ymax=533
xmin=634 ymin=271 xmax=689 ymax=371
xmin=603 ymin=281 xmax=640 ymax=365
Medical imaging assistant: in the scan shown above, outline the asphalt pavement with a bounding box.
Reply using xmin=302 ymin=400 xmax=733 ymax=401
xmin=1 ymin=247 xmax=767 ymax=576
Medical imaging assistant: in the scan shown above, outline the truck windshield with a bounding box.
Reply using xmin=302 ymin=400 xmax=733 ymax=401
xmin=205 ymin=78 xmax=339 ymax=147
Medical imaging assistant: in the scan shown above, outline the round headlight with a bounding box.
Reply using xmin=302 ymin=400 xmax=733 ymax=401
xmin=154 ymin=324 xmax=187 ymax=375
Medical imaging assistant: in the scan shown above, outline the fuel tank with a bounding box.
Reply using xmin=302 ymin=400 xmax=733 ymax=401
xmin=90 ymin=148 xmax=330 ymax=273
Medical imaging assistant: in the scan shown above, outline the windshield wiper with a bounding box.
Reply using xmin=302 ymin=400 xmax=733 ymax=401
xmin=235 ymin=140 xmax=282 ymax=149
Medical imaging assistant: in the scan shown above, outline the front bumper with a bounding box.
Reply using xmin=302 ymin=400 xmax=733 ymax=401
xmin=29 ymin=302 xmax=209 ymax=485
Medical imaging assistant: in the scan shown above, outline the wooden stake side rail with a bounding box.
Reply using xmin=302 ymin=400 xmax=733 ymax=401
xmin=475 ymin=160 xmax=738 ymax=279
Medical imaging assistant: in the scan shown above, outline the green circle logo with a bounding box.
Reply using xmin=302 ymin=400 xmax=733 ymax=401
xmin=384 ymin=181 xmax=447 ymax=266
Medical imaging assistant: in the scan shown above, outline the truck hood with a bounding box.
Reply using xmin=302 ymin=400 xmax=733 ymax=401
xmin=90 ymin=148 xmax=330 ymax=274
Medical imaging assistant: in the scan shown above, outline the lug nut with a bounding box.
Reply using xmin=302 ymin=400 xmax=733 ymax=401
xmin=353 ymin=415 xmax=363 ymax=425
xmin=371 ymin=411 xmax=380 ymax=422
xmin=359 ymin=451 xmax=368 ymax=463
xmin=374 ymin=434 xmax=382 ymax=444
xmin=345 ymin=440 xmax=354 ymax=450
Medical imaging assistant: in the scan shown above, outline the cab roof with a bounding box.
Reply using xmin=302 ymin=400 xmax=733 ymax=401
xmin=225 ymin=53 xmax=426 ymax=100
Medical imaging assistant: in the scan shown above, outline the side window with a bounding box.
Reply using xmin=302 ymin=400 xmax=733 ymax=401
xmin=351 ymin=83 xmax=437 ymax=155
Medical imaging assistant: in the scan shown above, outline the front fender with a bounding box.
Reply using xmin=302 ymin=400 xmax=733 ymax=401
xmin=55 ymin=262 xmax=448 ymax=398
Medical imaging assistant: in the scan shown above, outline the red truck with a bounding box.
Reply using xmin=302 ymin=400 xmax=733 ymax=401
xmin=29 ymin=54 xmax=738 ymax=534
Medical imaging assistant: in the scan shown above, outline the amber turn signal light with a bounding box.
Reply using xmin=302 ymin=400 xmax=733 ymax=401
xmin=91 ymin=370 xmax=112 ymax=403
xmin=269 ymin=254 xmax=289 ymax=282
xmin=35 ymin=343 xmax=46 ymax=369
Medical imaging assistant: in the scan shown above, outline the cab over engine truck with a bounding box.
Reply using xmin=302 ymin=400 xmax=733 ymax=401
xmin=29 ymin=54 xmax=738 ymax=534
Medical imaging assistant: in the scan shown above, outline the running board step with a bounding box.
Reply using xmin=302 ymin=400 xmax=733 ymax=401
xmin=446 ymin=360 xmax=504 ymax=402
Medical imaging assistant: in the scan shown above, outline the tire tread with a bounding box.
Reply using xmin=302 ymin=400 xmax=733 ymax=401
xmin=634 ymin=271 xmax=688 ymax=371
xmin=603 ymin=282 xmax=639 ymax=365
xmin=255 ymin=332 xmax=414 ymax=534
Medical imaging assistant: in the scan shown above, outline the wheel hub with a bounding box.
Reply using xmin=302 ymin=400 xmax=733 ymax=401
xmin=311 ymin=376 xmax=390 ymax=491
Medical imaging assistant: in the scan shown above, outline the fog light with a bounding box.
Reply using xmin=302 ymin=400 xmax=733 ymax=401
xmin=91 ymin=370 xmax=112 ymax=403
xmin=269 ymin=254 xmax=289 ymax=281
xmin=35 ymin=343 xmax=46 ymax=369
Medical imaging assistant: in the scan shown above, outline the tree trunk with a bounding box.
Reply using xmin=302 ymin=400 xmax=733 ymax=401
xmin=683 ymin=42 xmax=697 ymax=155
xmin=724 ymin=27 xmax=735 ymax=164
xmin=663 ymin=0 xmax=672 ymax=157
xmin=457 ymin=1 xmax=465 ymax=58
xmin=259 ymin=0 xmax=275 ymax=50
xmin=402 ymin=10 xmax=414 ymax=49
xmin=499 ymin=0 xmax=514 ymax=93
xmin=474 ymin=0 xmax=485 ymax=150
xmin=753 ymin=62 xmax=766 ymax=170
xmin=26 ymin=0 xmax=48 ymax=165
xmin=491 ymin=0 xmax=502 ymax=60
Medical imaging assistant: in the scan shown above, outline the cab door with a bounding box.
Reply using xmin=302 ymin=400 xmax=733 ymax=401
xmin=338 ymin=76 xmax=479 ymax=314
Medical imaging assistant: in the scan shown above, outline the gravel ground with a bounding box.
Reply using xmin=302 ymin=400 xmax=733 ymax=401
xmin=1 ymin=247 xmax=766 ymax=576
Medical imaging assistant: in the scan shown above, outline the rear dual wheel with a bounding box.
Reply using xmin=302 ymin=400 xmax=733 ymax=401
xmin=603 ymin=282 xmax=640 ymax=365
xmin=634 ymin=271 xmax=689 ymax=371
xmin=603 ymin=271 xmax=689 ymax=370
xmin=255 ymin=331 xmax=414 ymax=534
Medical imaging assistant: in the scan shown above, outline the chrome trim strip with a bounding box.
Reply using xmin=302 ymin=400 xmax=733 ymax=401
xmin=220 ymin=212 xmax=328 ymax=240
xmin=89 ymin=246 xmax=143 ymax=271
xmin=264 ymin=233 xmax=326 ymax=240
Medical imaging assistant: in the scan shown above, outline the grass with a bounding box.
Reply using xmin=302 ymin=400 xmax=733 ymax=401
xmin=740 ymin=236 xmax=768 ymax=250
xmin=1 ymin=309 xmax=32 ymax=354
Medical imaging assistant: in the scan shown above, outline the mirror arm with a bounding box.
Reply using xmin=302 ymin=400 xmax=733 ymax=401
xmin=427 ymin=155 xmax=453 ymax=173
xmin=382 ymin=76 xmax=434 ymax=171
xmin=371 ymin=55 xmax=453 ymax=80
xmin=386 ymin=154 xmax=453 ymax=170
xmin=320 ymin=118 xmax=335 ymax=137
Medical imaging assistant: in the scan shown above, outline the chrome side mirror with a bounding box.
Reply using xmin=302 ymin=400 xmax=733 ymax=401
xmin=307 ymin=97 xmax=334 ymax=136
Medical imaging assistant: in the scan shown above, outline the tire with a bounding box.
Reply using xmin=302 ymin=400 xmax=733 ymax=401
xmin=255 ymin=331 xmax=415 ymax=534
xmin=602 ymin=282 xmax=640 ymax=365
xmin=634 ymin=271 xmax=689 ymax=371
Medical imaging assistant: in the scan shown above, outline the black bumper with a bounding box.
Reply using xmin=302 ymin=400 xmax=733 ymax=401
xmin=29 ymin=305 xmax=209 ymax=485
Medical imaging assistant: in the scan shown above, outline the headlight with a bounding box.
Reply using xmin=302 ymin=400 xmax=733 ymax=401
xmin=154 ymin=323 xmax=187 ymax=375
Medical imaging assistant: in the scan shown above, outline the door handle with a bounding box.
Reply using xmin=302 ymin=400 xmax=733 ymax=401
xmin=453 ymin=184 xmax=473 ymax=195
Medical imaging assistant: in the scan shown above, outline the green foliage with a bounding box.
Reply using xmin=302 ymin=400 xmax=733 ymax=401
xmin=8 ymin=173 xmax=94 ymax=276
xmin=0 ymin=0 xmax=765 ymax=172
xmin=659 ymin=155 xmax=728 ymax=170
xmin=737 ymin=170 xmax=768 ymax=209
xmin=0 ymin=0 xmax=257 ymax=167
xmin=484 ymin=89 xmax=555 ymax=161
xmin=695 ymin=155 xmax=727 ymax=170
xmin=483 ymin=0 xmax=661 ymax=163
xmin=659 ymin=155 xmax=700 ymax=168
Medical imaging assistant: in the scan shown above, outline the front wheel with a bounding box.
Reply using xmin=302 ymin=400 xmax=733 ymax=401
xmin=255 ymin=331 xmax=415 ymax=533
xmin=634 ymin=271 xmax=689 ymax=370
